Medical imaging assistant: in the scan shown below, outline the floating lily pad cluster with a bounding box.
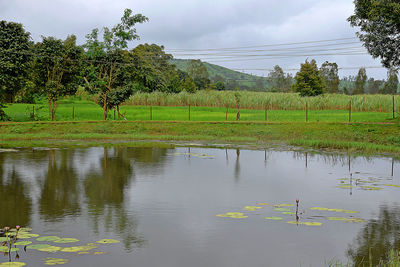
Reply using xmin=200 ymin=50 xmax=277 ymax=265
xmin=337 ymin=175 xmax=400 ymax=191
xmin=216 ymin=202 xmax=366 ymax=228
xmin=0 ymin=226 xmax=120 ymax=266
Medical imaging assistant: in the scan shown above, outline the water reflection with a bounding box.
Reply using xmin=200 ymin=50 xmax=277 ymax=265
xmin=39 ymin=150 xmax=80 ymax=221
xmin=347 ymin=205 xmax=400 ymax=266
xmin=0 ymin=162 xmax=32 ymax=226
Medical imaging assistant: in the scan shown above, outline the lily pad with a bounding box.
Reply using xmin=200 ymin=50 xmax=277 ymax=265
xmin=37 ymin=246 xmax=62 ymax=253
xmin=327 ymin=217 xmax=349 ymax=221
xmin=17 ymin=233 xmax=39 ymax=239
xmin=53 ymin=238 xmax=79 ymax=244
xmin=0 ymin=247 xmax=9 ymax=253
xmin=60 ymin=244 xmax=97 ymax=253
xmin=310 ymin=207 xmax=359 ymax=214
xmin=27 ymin=244 xmax=52 ymax=250
xmin=257 ymin=203 xmax=269 ymax=206
xmin=44 ymin=258 xmax=68 ymax=266
xmin=0 ymin=263 xmax=26 ymax=267
xmin=264 ymin=217 xmax=283 ymax=220
xmin=37 ymin=236 xmax=60 ymax=242
xmin=273 ymin=204 xmax=294 ymax=207
xmin=327 ymin=217 xmax=365 ymax=223
xmin=337 ymin=185 xmax=353 ymax=189
xmin=96 ymin=239 xmax=120 ymax=244
xmin=282 ymin=212 xmax=296 ymax=215
xmin=384 ymin=184 xmax=400 ymax=188
xmin=310 ymin=207 xmax=329 ymax=211
xmin=14 ymin=241 xmax=32 ymax=246
xmin=0 ymin=237 xmax=7 ymax=242
xmin=274 ymin=208 xmax=291 ymax=212
xmin=287 ymin=221 xmax=322 ymax=226
xmin=360 ymin=186 xmax=383 ymax=191
xmin=343 ymin=210 xmax=359 ymax=214
xmin=216 ymin=212 xmax=248 ymax=218
xmin=243 ymin=206 xmax=262 ymax=211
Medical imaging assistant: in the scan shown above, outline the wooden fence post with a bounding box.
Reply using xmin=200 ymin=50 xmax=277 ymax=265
xmin=306 ymin=101 xmax=308 ymax=122
xmin=72 ymin=104 xmax=75 ymax=120
xmin=393 ymin=94 xmax=395 ymax=119
xmin=150 ymin=105 xmax=152 ymax=120
xmin=349 ymin=99 xmax=352 ymax=123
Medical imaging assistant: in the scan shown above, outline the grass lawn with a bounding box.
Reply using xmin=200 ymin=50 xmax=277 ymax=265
xmin=3 ymin=100 xmax=396 ymax=123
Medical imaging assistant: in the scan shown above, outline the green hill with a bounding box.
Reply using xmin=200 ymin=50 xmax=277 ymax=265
xmin=170 ymin=59 xmax=269 ymax=90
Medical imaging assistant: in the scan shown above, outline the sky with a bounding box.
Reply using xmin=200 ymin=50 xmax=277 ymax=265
xmin=0 ymin=0 xmax=389 ymax=79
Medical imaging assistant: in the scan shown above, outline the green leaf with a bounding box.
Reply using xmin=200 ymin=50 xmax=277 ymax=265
xmin=14 ymin=241 xmax=32 ymax=246
xmin=43 ymin=258 xmax=69 ymax=266
xmin=264 ymin=217 xmax=283 ymax=220
xmin=96 ymin=239 xmax=120 ymax=244
xmin=37 ymin=236 xmax=60 ymax=242
xmin=27 ymin=244 xmax=52 ymax=250
xmin=53 ymin=238 xmax=79 ymax=244
xmin=242 ymin=206 xmax=262 ymax=211
xmin=0 ymin=262 xmax=26 ymax=267
xmin=60 ymin=244 xmax=97 ymax=253
xmin=0 ymin=247 xmax=10 ymax=252
xmin=17 ymin=233 xmax=39 ymax=239
xmin=274 ymin=208 xmax=291 ymax=212
xmin=37 ymin=246 xmax=62 ymax=252
xmin=282 ymin=212 xmax=296 ymax=215
xmin=287 ymin=221 xmax=322 ymax=226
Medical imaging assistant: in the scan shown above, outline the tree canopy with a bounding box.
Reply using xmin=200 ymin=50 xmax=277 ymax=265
xmin=292 ymin=60 xmax=325 ymax=97
xmin=348 ymin=0 xmax=400 ymax=69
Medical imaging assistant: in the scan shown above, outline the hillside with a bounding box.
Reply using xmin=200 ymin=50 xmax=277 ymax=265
xmin=170 ymin=59 xmax=269 ymax=90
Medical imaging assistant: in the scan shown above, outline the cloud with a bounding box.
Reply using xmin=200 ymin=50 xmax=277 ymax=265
xmin=0 ymin=0 xmax=386 ymax=78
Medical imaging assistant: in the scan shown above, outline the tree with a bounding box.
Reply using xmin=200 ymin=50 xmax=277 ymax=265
xmin=215 ymin=81 xmax=226 ymax=91
xmin=348 ymin=0 xmax=400 ymax=69
xmin=181 ymin=77 xmax=196 ymax=93
xmin=188 ymin=60 xmax=210 ymax=90
xmin=292 ymin=59 xmax=325 ymax=97
xmin=381 ymin=68 xmax=399 ymax=94
xmin=367 ymin=77 xmax=384 ymax=94
xmin=320 ymin=61 xmax=339 ymax=93
xmin=126 ymin=44 xmax=175 ymax=93
xmin=0 ymin=21 xmax=32 ymax=120
xmin=33 ymin=35 xmax=83 ymax=120
xmin=255 ymin=77 xmax=266 ymax=91
xmin=83 ymin=9 xmax=148 ymax=120
xmin=267 ymin=65 xmax=291 ymax=92
xmin=354 ymin=67 xmax=367 ymax=94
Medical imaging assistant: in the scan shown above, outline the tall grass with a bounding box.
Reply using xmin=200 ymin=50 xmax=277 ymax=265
xmin=124 ymin=91 xmax=399 ymax=112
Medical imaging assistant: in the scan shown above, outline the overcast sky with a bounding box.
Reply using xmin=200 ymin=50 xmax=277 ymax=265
xmin=0 ymin=0 xmax=389 ymax=79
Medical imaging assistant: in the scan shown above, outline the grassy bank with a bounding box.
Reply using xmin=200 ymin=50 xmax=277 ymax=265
xmin=0 ymin=120 xmax=399 ymax=155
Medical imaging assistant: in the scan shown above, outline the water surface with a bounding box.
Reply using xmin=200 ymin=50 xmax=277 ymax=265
xmin=0 ymin=147 xmax=399 ymax=266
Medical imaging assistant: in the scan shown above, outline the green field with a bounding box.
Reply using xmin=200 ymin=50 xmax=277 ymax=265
xmin=3 ymin=99 xmax=396 ymax=123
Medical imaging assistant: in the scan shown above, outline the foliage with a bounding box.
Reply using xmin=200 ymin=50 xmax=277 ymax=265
xmin=320 ymin=61 xmax=340 ymax=93
xmin=292 ymin=60 xmax=325 ymax=97
xmin=354 ymin=67 xmax=368 ymax=95
xmin=188 ymin=60 xmax=210 ymax=90
xmin=381 ymin=68 xmax=399 ymax=94
xmin=33 ymin=35 xmax=83 ymax=120
xmin=348 ymin=0 xmax=400 ymax=69
xmin=126 ymin=44 xmax=175 ymax=93
xmin=267 ymin=65 xmax=292 ymax=92
xmin=0 ymin=21 xmax=32 ymax=104
xmin=367 ymin=77 xmax=384 ymax=94
xmin=215 ymin=81 xmax=226 ymax=91
xmin=83 ymin=8 xmax=148 ymax=120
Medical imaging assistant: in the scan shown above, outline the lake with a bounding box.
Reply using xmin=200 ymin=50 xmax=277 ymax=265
xmin=0 ymin=146 xmax=399 ymax=266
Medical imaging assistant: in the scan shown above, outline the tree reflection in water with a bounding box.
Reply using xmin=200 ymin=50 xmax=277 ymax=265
xmin=347 ymin=205 xmax=400 ymax=266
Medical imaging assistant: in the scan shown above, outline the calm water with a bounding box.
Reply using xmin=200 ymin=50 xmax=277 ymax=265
xmin=0 ymin=147 xmax=399 ymax=267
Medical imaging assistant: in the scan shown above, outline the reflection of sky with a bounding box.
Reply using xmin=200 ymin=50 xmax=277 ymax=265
xmin=0 ymin=147 xmax=398 ymax=267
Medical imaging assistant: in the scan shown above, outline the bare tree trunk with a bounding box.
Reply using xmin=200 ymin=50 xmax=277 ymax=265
xmin=236 ymin=104 xmax=240 ymax=121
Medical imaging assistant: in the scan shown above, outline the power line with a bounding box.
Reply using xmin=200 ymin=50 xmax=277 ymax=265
xmin=165 ymin=37 xmax=359 ymax=51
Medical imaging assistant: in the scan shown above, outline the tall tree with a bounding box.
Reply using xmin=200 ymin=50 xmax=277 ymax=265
xmin=348 ymin=0 xmax=400 ymax=69
xmin=188 ymin=60 xmax=210 ymax=90
xmin=381 ymin=68 xmax=399 ymax=94
xmin=33 ymin=35 xmax=83 ymax=120
xmin=125 ymin=44 xmax=175 ymax=93
xmin=267 ymin=65 xmax=291 ymax=92
xmin=292 ymin=59 xmax=325 ymax=97
xmin=367 ymin=77 xmax=384 ymax=94
xmin=0 ymin=21 xmax=32 ymax=106
xmin=354 ymin=67 xmax=367 ymax=94
xmin=320 ymin=61 xmax=339 ymax=93
xmin=83 ymin=9 xmax=148 ymax=120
